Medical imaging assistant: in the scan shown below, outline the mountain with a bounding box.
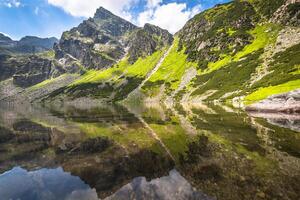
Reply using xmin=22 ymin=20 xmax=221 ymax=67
xmin=0 ymin=33 xmax=16 ymax=51
xmin=0 ymin=35 xmax=58 ymax=55
xmin=54 ymin=7 xmax=172 ymax=71
xmin=0 ymin=33 xmax=13 ymax=44
xmin=0 ymin=0 xmax=299 ymax=112
xmin=16 ymin=36 xmax=58 ymax=53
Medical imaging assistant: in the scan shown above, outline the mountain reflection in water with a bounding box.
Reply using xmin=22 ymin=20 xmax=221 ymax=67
xmin=0 ymin=102 xmax=299 ymax=200
xmin=0 ymin=167 xmax=98 ymax=200
xmin=0 ymin=167 xmax=211 ymax=200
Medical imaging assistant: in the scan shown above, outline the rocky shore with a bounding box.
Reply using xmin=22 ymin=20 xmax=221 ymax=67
xmin=246 ymin=89 xmax=300 ymax=113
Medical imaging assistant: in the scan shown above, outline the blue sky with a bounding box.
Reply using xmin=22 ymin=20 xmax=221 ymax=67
xmin=0 ymin=0 xmax=230 ymax=40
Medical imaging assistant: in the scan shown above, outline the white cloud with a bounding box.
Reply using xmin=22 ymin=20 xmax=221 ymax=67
xmin=47 ymin=0 xmax=137 ymax=20
xmin=47 ymin=0 xmax=202 ymax=34
xmin=137 ymin=3 xmax=202 ymax=34
xmin=34 ymin=7 xmax=39 ymax=15
xmin=146 ymin=0 xmax=162 ymax=8
xmin=4 ymin=0 xmax=21 ymax=8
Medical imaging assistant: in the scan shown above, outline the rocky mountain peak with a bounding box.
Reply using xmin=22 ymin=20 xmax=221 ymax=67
xmin=93 ymin=7 xmax=117 ymax=20
xmin=90 ymin=7 xmax=137 ymax=37
xmin=55 ymin=6 xmax=140 ymax=70
xmin=0 ymin=33 xmax=12 ymax=42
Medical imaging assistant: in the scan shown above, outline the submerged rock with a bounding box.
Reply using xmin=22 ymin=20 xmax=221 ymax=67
xmin=105 ymin=169 xmax=214 ymax=200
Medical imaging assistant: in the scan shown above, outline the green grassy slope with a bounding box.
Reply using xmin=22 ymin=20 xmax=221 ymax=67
xmin=34 ymin=0 xmax=300 ymax=104
xmin=46 ymin=49 xmax=166 ymax=101
xmin=138 ymin=0 xmax=300 ymax=104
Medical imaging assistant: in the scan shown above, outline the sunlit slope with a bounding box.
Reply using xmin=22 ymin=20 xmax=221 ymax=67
xmin=45 ymin=49 xmax=167 ymax=102
xmin=34 ymin=0 xmax=300 ymax=104
xmin=138 ymin=0 xmax=300 ymax=104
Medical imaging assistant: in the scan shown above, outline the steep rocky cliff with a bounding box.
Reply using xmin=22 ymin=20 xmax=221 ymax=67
xmin=0 ymin=55 xmax=64 ymax=88
xmin=127 ymin=23 xmax=173 ymax=63
xmin=55 ymin=7 xmax=172 ymax=70
xmin=54 ymin=7 xmax=137 ymax=70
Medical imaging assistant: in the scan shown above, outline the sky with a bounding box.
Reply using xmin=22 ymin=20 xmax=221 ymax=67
xmin=0 ymin=0 xmax=231 ymax=40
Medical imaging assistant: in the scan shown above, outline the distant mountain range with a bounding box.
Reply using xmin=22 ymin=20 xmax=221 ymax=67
xmin=0 ymin=34 xmax=58 ymax=55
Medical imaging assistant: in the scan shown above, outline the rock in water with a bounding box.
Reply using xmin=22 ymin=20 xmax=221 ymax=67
xmin=105 ymin=169 xmax=214 ymax=200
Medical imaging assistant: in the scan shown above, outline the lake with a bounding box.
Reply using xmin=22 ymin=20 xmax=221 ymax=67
xmin=0 ymin=102 xmax=299 ymax=200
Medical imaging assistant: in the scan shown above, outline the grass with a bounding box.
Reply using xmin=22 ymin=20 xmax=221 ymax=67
xmin=71 ymin=50 xmax=165 ymax=86
xmin=227 ymin=28 xmax=236 ymax=36
xmin=70 ymin=59 xmax=128 ymax=85
xmin=207 ymin=132 xmax=276 ymax=173
xmin=29 ymin=74 xmax=77 ymax=90
xmin=290 ymin=65 xmax=300 ymax=75
xmin=244 ymin=79 xmax=300 ymax=103
xmin=125 ymin=50 xmax=165 ymax=77
xmin=37 ymin=50 xmax=55 ymax=59
xmin=150 ymin=123 xmax=191 ymax=161
xmin=192 ymin=50 xmax=263 ymax=100
xmin=183 ymin=23 xmax=286 ymax=101
xmin=189 ymin=105 xmax=277 ymax=172
xmin=252 ymin=43 xmax=300 ymax=88
xmin=146 ymin=38 xmax=197 ymax=91
xmin=78 ymin=122 xmax=164 ymax=154
xmin=201 ymin=24 xmax=280 ymax=75
xmin=63 ymin=49 xmax=166 ymax=100
xmin=206 ymin=55 xmax=232 ymax=73
xmin=234 ymin=24 xmax=281 ymax=60
xmin=144 ymin=112 xmax=196 ymax=162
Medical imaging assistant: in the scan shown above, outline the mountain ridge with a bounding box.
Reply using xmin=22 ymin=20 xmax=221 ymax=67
xmin=0 ymin=34 xmax=58 ymax=55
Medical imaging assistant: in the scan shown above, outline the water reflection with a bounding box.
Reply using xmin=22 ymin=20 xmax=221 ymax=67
xmin=0 ymin=167 xmax=210 ymax=200
xmin=0 ymin=102 xmax=299 ymax=200
xmin=0 ymin=167 xmax=98 ymax=200
xmin=248 ymin=111 xmax=300 ymax=132
xmin=106 ymin=169 xmax=212 ymax=200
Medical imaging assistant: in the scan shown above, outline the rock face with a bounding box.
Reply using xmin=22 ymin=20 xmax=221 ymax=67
xmin=246 ymin=89 xmax=300 ymax=113
xmin=55 ymin=7 xmax=173 ymax=69
xmin=128 ymin=23 xmax=173 ymax=63
xmin=0 ymin=55 xmax=17 ymax=81
xmin=0 ymin=34 xmax=58 ymax=55
xmin=54 ymin=7 xmax=137 ymax=70
xmin=0 ymin=33 xmax=14 ymax=47
xmin=177 ymin=0 xmax=296 ymax=66
xmin=0 ymin=55 xmax=65 ymax=88
xmin=0 ymin=33 xmax=15 ymax=52
xmin=178 ymin=1 xmax=258 ymax=66
xmin=271 ymin=0 xmax=300 ymax=26
xmin=12 ymin=56 xmax=53 ymax=88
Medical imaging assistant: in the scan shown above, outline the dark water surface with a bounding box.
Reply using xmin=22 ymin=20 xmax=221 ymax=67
xmin=0 ymin=102 xmax=299 ymax=200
